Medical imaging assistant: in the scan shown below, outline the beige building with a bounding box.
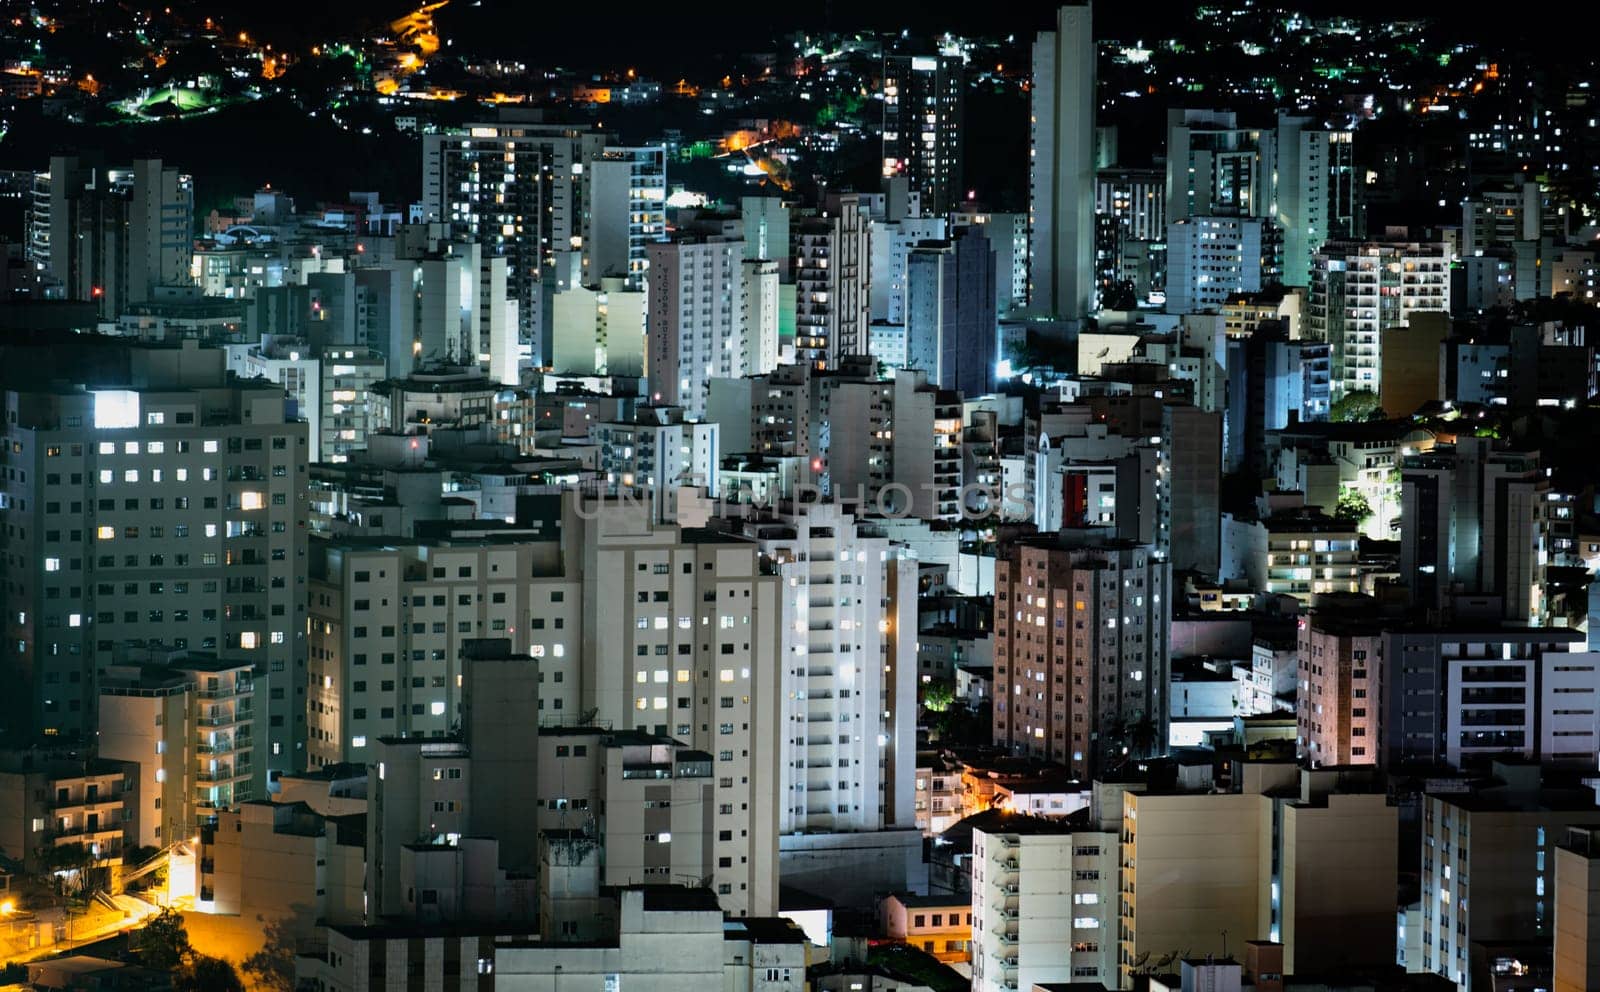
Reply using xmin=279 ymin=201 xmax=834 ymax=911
xmin=880 ymin=892 xmax=972 ymax=964
xmin=1419 ymin=765 xmax=1600 ymax=989
xmin=1556 ymin=826 xmax=1600 ymax=992
xmin=915 ymin=754 xmax=965 ymax=835
xmin=0 ymin=752 xmax=135 ymax=871
xmin=306 ymin=535 xmax=566 ymax=768
xmin=98 ymin=657 xmax=258 ymax=847
xmin=296 ymin=888 xmax=808 ymax=992
xmin=1260 ymin=508 xmax=1361 ymax=602
xmin=971 ymin=813 xmax=1120 ymax=992
xmin=1119 ymin=764 xmax=1397 ymax=986
xmin=573 ymin=497 xmax=785 ymax=917
xmin=200 ymin=800 xmax=364 ymax=925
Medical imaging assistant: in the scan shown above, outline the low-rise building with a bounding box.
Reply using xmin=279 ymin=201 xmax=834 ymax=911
xmin=0 ymin=752 xmax=136 ymax=872
xmin=295 ymin=888 xmax=807 ymax=992
xmin=880 ymin=892 xmax=972 ymax=964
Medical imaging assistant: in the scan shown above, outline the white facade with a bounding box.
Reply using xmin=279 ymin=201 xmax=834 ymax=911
xmin=1165 ymin=216 xmax=1269 ymax=314
xmin=971 ymin=823 xmax=1118 ymax=992
xmin=647 ymin=237 xmax=750 ymax=419
xmin=869 ymin=216 xmax=949 ymax=324
xmin=595 ymin=411 xmax=721 ymax=523
xmin=1442 ymin=650 xmax=1600 ymax=769
xmin=552 ymin=277 xmax=648 ymax=377
xmin=731 ymin=502 xmax=919 ymax=834
xmin=1307 ymin=241 xmax=1451 ymax=398
xmin=585 ymin=146 xmax=667 ymax=289
xmin=744 ymin=258 xmax=781 ymax=377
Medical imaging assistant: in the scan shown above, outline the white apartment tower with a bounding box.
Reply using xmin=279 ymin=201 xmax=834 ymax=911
xmin=1308 ymin=241 xmax=1451 ymax=398
xmin=1029 ymin=3 xmax=1097 ymax=319
xmin=584 ymin=145 xmax=668 ymax=289
xmin=572 ymin=497 xmax=784 ymax=917
xmin=971 ymin=818 xmax=1120 ymax=992
xmin=794 ymin=198 xmax=871 ymax=366
xmin=647 ymin=236 xmax=751 ymax=420
xmin=721 ymin=501 xmax=919 ymax=834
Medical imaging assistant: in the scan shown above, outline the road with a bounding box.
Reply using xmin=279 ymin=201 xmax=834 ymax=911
xmin=2 ymin=894 xmax=160 ymax=965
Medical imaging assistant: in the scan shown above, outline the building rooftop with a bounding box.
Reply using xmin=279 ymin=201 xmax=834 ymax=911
xmin=884 ymin=891 xmax=968 ymax=909
xmin=724 ymin=917 xmax=809 ymax=944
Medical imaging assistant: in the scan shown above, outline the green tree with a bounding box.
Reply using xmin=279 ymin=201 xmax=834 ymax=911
xmin=242 ymin=917 xmax=298 ymax=992
xmin=132 ymin=907 xmax=191 ymax=971
xmin=176 ymin=955 xmax=244 ymax=992
xmin=1335 ymin=487 xmax=1374 ymax=527
xmin=921 ymin=679 xmax=957 ymax=714
xmin=1330 ymin=389 xmax=1383 ymax=423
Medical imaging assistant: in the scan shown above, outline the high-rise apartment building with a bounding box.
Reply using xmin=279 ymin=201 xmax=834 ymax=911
xmin=905 ymin=226 xmax=998 ymax=398
xmin=1297 ymin=615 xmax=1383 ymax=766
xmin=714 ymin=500 xmax=919 ymax=834
xmin=570 ymin=498 xmax=784 ymax=917
xmin=1273 ymin=115 xmax=1357 ymax=287
xmin=0 ymin=340 xmax=308 ymax=788
xmin=595 ymin=406 xmax=721 ymax=523
xmin=306 ymin=536 xmax=566 ymax=769
xmin=992 ymin=533 xmax=1170 ymax=780
xmin=1120 ymin=766 xmax=1397 ymax=984
xmin=1165 ymin=216 xmax=1278 ymax=314
xmin=551 ymin=276 xmax=647 ymax=377
xmin=1420 ymin=769 xmax=1600 ymax=989
xmin=1400 ymin=441 xmax=1552 ymax=623
xmin=584 ymin=145 xmax=667 ymax=289
xmin=741 ymin=196 xmax=791 ymax=271
xmin=952 ymin=211 xmax=1029 ymax=316
xmin=882 ymin=55 xmax=965 ymax=216
xmin=225 ymin=338 xmax=387 ymax=464
xmin=1029 ymin=3 xmax=1097 ymax=318
xmin=970 ymin=816 xmax=1119 ymax=992
xmin=27 ymin=156 xmax=193 ymax=318
xmin=868 ymin=213 xmax=948 ymax=325
xmin=646 ymin=235 xmax=752 ymax=419
xmin=1383 ymin=630 xmax=1599 ymax=769
xmin=830 ymin=369 xmax=964 ymax=522
xmin=1555 ymin=826 xmax=1600 ymax=992
xmin=422 ymin=121 xmax=606 ymax=364
xmin=1165 ymin=109 xmax=1266 ymax=223
xmin=794 ymin=199 xmax=871 ymax=366
xmin=1307 ymin=241 xmax=1450 ymax=398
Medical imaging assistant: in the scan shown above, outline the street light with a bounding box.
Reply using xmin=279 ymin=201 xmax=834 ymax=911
xmin=0 ymin=900 xmax=15 ymax=915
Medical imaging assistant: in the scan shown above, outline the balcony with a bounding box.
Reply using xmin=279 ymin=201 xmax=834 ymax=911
xmin=196 ymin=766 xmax=238 ymax=783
